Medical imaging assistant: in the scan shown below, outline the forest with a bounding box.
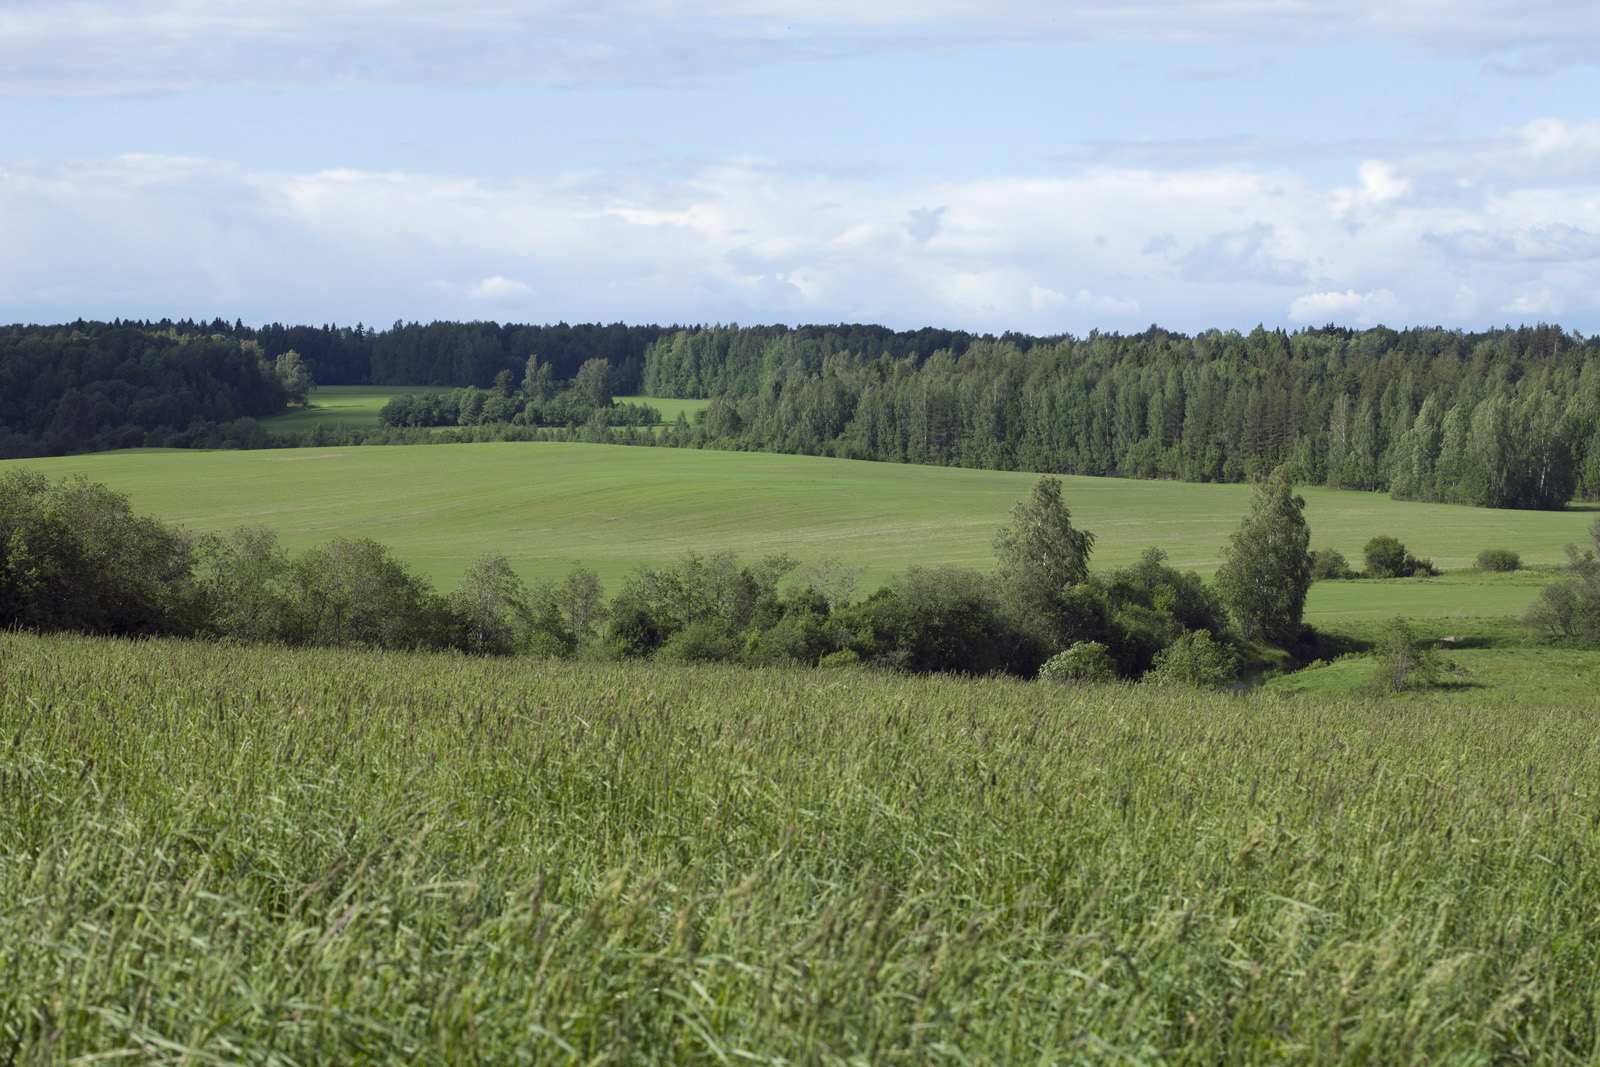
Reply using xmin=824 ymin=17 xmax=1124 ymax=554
xmin=4 ymin=317 xmax=1598 ymax=509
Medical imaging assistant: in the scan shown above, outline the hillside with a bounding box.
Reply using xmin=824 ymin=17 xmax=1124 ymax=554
xmin=3 ymin=442 xmax=1589 ymax=621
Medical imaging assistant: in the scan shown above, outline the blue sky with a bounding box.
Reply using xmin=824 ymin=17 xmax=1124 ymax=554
xmin=3 ymin=1 xmax=1599 ymax=334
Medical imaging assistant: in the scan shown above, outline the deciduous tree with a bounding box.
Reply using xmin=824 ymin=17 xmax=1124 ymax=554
xmin=992 ymin=476 xmax=1095 ymax=647
xmin=1214 ymin=466 xmax=1312 ymax=646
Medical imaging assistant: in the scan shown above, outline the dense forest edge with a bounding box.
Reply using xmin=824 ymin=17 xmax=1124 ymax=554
xmin=5 ymin=317 xmax=1599 ymax=509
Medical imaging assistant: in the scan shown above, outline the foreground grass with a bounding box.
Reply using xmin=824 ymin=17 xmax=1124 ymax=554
xmin=3 ymin=442 xmax=1593 ymax=601
xmin=3 ymin=632 xmax=1597 ymax=1063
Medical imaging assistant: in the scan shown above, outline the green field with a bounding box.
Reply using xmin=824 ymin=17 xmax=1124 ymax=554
xmin=260 ymin=385 xmax=440 ymax=431
xmin=615 ymin=394 xmax=709 ymax=423
xmin=260 ymin=388 xmax=703 ymax=434
xmin=4 ymin=443 xmax=1591 ymax=620
xmin=4 ymin=630 xmax=1596 ymax=1062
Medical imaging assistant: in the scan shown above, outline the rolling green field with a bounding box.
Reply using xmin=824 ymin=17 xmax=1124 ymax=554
xmin=4 ymin=443 xmax=1591 ymax=621
xmin=261 ymin=385 xmax=440 ymax=431
xmin=4 ymin=630 xmax=1596 ymax=1063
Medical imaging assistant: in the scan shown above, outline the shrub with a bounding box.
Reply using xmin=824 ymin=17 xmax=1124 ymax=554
xmin=1364 ymin=535 xmax=1436 ymax=578
xmin=1370 ymin=616 xmax=1440 ymax=693
xmin=1477 ymin=547 xmax=1521 ymax=572
xmin=818 ymin=649 xmax=861 ymax=669
xmin=1038 ymin=641 xmax=1116 ymax=684
xmin=1524 ymin=531 xmax=1600 ymax=644
xmin=655 ymin=620 xmax=741 ymax=664
xmin=1363 ymin=536 xmax=1408 ymax=578
xmin=1310 ymin=548 xmax=1353 ymax=580
xmin=1144 ymin=630 xmax=1240 ymax=689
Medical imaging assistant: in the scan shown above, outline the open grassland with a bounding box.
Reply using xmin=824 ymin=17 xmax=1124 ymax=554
xmin=2 ymin=631 xmax=1597 ymax=1064
xmin=3 ymin=443 xmax=1592 ymax=616
xmin=260 ymin=386 xmax=440 ymax=432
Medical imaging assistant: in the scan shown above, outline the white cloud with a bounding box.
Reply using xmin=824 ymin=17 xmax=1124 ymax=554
xmin=3 ymin=1 xmax=1599 ymax=96
xmin=1288 ymin=289 xmax=1400 ymax=325
xmin=3 ymin=134 xmax=1600 ymax=332
xmin=467 ymin=276 xmax=534 ymax=300
xmin=1028 ymin=286 xmax=1068 ymax=310
xmin=1503 ymin=288 xmax=1561 ymax=315
xmin=1357 ymin=161 xmax=1409 ymax=202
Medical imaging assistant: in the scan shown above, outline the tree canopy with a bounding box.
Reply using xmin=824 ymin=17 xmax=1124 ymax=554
xmin=1214 ymin=467 xmax=1313 ymax=646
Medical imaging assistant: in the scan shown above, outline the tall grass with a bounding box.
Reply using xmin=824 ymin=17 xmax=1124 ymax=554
xmin=3 ymin=631 xmax=1598 ymax=1063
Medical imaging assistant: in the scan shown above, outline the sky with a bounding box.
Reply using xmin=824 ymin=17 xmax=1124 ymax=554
xmin=2 ymin=1 xmax=1599 ymax=335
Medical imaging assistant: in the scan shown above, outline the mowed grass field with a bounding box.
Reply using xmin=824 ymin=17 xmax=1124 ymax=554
xmin=4 ymin=442 xmax=1592 ymax=618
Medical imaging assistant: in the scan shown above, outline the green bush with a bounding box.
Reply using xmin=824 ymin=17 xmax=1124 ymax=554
xmin=1144 ymin=630 xmax=1240 ymax=689
xmin=1369 ymin=616 xmax=1441 ymax=694
xmin=1477 ymin=547 xmax=1521 ymax=572
xmin=1038 ymin=641 xmax=1116 ymax=683
xmin=1310 ymin=547 xmax=1353 ymax=580
xmin=1364 ymin=535 xmax=1437 ymax=578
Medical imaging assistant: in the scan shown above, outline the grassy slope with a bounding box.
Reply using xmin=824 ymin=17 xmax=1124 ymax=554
xmin=1264 ymin=614 xmax=1600 ymax=705
xmin=4 ymin=443 xmax=1592 ymax=613
xmin=3 ymin=631 xmax=1596 ymax=1063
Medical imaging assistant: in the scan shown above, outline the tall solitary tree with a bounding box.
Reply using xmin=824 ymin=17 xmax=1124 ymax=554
xmin=574 ymin=358 xmax=614 ymax=408
xmin=1214 ymin=466 xmax=1312 ymax=646
xmin=274 ymin=350 xmax=314 ymax=406
xmin=992 ymin=476 xmax=1095 ymax=647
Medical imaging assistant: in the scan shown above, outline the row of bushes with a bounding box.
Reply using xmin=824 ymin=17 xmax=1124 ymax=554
xmin=1311 ymin=538 xmax=1527 ymax=580
xmin=1310 ymin=536 xmax=1441 ymax=580
xmin=0 ymin=469 xmax=1292 ymax=686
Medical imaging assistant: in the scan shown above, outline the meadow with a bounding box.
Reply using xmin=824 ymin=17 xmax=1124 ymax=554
xmin=2 ymin=443 xmax=1591 ymax=624
xmin=256 ymin=387 xmax=706 ymax=434
xmin=257 ymin=386 xmax=441 ymax=431
xmin=2 ymin=629 xmax=1596 ymax=1064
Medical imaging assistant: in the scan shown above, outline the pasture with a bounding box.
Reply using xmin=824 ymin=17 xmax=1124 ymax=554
xmin=3 ymin=443 xmax=1590 ymax=620
xmin=615 ymin=394 xmax=710 ymax=424
xmin=3 ymin=630 xmax=1596 ymax=1063
xmin=261 ymin=385 xmax=440 ymax=431
xmin=259 ymin=388 xmax=704 ymax=434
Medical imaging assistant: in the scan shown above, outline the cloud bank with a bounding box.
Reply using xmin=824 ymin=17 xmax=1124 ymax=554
xmin=4 ymin=0 xmax=1599 ymax=97
xmin=5 ymin=116 xmax=1599 ymax=332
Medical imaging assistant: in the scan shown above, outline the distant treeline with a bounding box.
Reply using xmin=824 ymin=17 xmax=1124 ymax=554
xmin=7 ymin=317 xmax=1600 ymax=509
xmin=635 ymin=323 xmax=1600 ymax=509
xmin=0 ymin=325 xmax=288 ymax=457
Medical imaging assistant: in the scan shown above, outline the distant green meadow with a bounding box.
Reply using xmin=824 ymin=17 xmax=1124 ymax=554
xmin=260 ymin=385 xmax=440 ymax=431
xmin=5 ymin=442 xmax=1592 ymax=624
xmin=259 ymin=386 xmax=707 ymax=434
